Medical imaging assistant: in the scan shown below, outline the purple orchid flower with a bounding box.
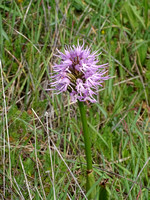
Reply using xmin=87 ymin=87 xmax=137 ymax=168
xmin=50 ymin=41 xmax=109 ymax=103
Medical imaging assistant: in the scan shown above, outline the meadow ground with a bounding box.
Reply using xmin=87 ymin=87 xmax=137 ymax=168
xmin=0 ymin=0 xmax=150 ymax=199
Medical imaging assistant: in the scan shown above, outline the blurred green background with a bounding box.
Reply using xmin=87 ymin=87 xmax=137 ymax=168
xmin=0 ymin=0 xmax=150 ymax=199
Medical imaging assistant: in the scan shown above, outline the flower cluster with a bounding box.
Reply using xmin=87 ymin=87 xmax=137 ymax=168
xmin=51 ymin=42 xmax=109 ymax=103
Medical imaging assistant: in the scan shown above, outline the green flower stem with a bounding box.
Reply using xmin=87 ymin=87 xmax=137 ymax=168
xmin=78 ymin=101 xmax=92 ymax=170
xmin=78 ymin=101 xmax=96 ymax=198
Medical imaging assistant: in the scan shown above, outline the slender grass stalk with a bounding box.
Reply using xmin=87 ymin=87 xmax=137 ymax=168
xmin=78 ymin=101 xmax=96 ymax=199
xmin=143 ymin=0 xmax=148 ymax=27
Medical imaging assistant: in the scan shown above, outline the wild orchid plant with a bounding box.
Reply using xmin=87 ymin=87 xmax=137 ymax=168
xmin=51 ymin=41 xmax=109 ymax=199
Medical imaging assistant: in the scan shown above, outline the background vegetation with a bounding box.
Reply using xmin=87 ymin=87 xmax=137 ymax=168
xmin=0 ymin=0 xmax=150 ymax=199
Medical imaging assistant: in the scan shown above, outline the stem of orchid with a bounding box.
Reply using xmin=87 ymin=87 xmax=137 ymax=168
xmin=78 ymin=101 xmax=96 ymax=199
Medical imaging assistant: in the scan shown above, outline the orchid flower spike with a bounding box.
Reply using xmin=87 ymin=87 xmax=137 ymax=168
xmin=51 ymin=41 xmax=110 ymax=103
